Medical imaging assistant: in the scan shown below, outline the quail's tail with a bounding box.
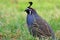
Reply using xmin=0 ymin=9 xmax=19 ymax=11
xmin=51 ymin=31 xmax=56 ymax=40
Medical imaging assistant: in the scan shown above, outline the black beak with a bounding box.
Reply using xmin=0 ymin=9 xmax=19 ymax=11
xmin=25 ymin=9 xmax=26 ymax=11
xmin=24 ymin=9 xmax=27 ymax=12
xmin=25 ymin=8 xmax=28 ymax=11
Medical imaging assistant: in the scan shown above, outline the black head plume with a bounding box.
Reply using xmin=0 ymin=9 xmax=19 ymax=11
xmin=28 ymin=2 xmax=33 ymax=8
xmin=25 ymin=2 xmax=34 ymax=14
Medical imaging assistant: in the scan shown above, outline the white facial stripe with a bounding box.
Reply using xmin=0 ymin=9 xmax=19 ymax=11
xmin=30 ymin=11 xmax=31 ymax=14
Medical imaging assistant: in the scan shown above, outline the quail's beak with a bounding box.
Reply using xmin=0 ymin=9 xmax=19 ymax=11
xmin=25 ymin=9 xmax=27 ymax=11
xmin=25 ymin=8 xmax=29 ymax=12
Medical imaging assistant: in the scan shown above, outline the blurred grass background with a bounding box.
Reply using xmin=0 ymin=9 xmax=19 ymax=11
xmin=0 ymin=0 xmax=60 ymax=40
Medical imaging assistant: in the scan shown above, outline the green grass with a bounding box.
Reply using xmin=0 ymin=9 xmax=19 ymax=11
xmin=0 ymin=0 xmax=60 ymax=40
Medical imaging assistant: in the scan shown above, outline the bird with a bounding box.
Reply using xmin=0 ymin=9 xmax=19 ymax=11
xmin=25 ymin=2 xmax=56 ymax=40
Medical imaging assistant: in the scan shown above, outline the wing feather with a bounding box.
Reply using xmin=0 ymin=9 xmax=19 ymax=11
xmin=36 ymin=18 xmax=51 ymax=36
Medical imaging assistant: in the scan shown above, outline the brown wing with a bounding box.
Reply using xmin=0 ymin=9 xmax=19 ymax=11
xmin=31 ymin=22 xmax=47 ymax=37
xmin=36 ymin=18 xmax=51 ymax=37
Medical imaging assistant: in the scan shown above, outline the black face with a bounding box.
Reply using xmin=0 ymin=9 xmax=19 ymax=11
xmin=25 ymin=8 xmax=32 ymax=14
xmin=25 ymin=2 xmax=33 ymax=14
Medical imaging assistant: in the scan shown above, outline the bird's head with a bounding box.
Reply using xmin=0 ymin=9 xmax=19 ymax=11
xmin=25 ymin=2 xmax=35 ymax=14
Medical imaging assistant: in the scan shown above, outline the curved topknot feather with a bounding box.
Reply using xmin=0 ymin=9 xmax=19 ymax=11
xmin=28 ymin=2 xmax=33 ymax=8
